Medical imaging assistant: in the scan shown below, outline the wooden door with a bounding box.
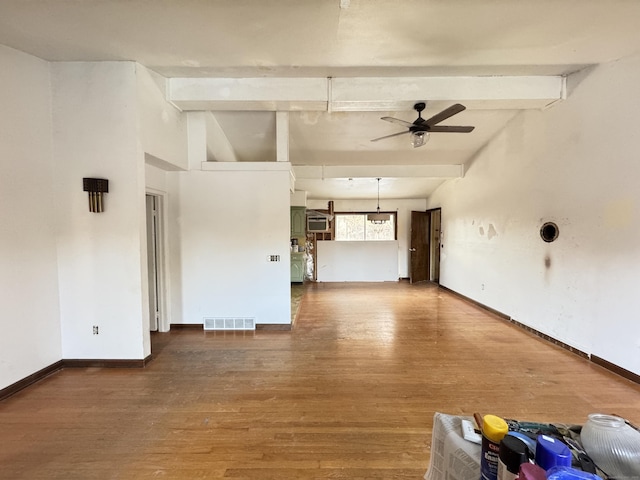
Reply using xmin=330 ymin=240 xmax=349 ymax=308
xmin=410 ymin=211 xmax=429 ymax=283
xmin=428 ymin=208 xmax=441 ymax=283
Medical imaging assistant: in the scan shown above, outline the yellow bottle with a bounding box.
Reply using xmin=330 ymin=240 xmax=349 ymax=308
xmin=480 ymin=415 xmax=509 ymax=480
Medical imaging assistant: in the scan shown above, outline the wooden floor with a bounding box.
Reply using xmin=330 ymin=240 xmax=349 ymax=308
xmin=1 ymin=282 xmax=639 ymax=479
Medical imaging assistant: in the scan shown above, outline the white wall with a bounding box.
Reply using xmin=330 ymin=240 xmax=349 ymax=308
xmin=317 ymin=241 xmax=399 ymax=282
xmin=291 ymin=190 xmax=307 ymax=207
xmin=145 ymin=164 xmax=169 ymax=193
xmin=137 ymin=65 xmax=188 ymax=171
xmin=139 ymin=66 xmax=189 ymax=335
xmin=0 ymin=46 xmax=62 ymax=390
xmin=205 ymin=112 xmax=239 ymax=163
xmin=52 ymin=62 xmax=148 ymax=359
xmin=170 ymin=166 xmax=292 ymax=325
xmin=428 ymin=54 xmax=640 ymax=375
xmin=308 ymin=198 xmax=427 ymax=278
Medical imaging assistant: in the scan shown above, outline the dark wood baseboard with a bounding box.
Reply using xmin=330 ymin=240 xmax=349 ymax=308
xmin=256 ymin=324 xmax=292 ymax=331
xmin=438 ymin=284 xmax=510 ymax=320
xmin=62 ymin=355 xmax=152 ymax=369
xmin=508 ymin=317 xmax=589 ymax=359
xmin=591 ymin=355 xmax=640 ymax=385
xmin=171 ymin=323 xmax=293 ymax=332
xmin=0 ymin=360 xmax=64 ymax=401
xmin=1 ymin=355 xmax=153 ymax=401
xmin=438 ymin=284 xmax=638 ymax=385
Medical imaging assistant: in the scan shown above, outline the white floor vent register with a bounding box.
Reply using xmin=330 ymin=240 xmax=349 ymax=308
xmin=203 ymin=317 xmax=256 ymax=331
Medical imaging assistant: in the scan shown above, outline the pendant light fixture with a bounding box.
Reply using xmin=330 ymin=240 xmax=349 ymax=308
xmin=367 ymin=178 xmax=390 ymax=224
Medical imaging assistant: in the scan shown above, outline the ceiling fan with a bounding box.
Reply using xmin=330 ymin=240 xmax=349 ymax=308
xmin=371 ymin=102 xmax=475 ymax=148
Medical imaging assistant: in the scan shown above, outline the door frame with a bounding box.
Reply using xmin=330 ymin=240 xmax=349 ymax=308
xmin=145 ymin=189 xmax=170 ymax=333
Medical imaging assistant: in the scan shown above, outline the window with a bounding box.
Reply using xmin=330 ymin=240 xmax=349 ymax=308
xmin=334 ymin=213 xmax=397 ymax=241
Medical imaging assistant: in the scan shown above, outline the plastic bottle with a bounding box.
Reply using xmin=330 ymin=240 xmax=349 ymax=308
xmin=497 ymin=435 xmax=530 ymax=480
xmin=480 ymin=414 xmax=509 ymax=480
xmin=546 ymin=465 xmax=603 ymax=480
xmin=535 ymin=435 xmax=572 ymax=472
xmin=518 ymin=463 xmax=547 ymax=480
xmin=506 ymin=431 xmax=537 ymax=455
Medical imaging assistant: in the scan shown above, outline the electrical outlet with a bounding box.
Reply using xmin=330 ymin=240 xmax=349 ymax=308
xmin=267 ymin=255 xmax=280 ymax=262
xmin=93 ymin=325 xmax=99 ymax=335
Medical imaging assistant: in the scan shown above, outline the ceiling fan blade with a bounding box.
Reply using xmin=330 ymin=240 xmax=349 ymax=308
xmin=370 ymin=130 xmax=410 ymax=142
xmin=381 ymin=116 xmax=415 ymax=128
xmin=428 ymin=125 xmax=475 ymax=133
xmin=424 ymin=103 xmax=466 ymax=126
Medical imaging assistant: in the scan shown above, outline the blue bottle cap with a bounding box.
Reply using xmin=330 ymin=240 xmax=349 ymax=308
xmin=535 ymin=435 xmax=572 ymax=471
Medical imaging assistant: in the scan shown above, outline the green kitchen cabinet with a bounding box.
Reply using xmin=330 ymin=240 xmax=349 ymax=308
xmin=290 ymin=207 xmax=306 ymax=237
xmin=291 ymin=253 xmax=305 ymax=283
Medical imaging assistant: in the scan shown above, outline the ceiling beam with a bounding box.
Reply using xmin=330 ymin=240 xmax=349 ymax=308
xmin=169 ymin=77 xmax=328 ymax=111
xmin=293 ymin=164 xmax=463 ymax=180
xmin=168 ymin=75 xmax=565 ymax=112
xmin=330 ymin=76 xmax=566 ymax=111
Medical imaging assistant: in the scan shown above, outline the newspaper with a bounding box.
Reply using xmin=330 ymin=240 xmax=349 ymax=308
xmin=424 ymin=412 xmax=482 ymax=480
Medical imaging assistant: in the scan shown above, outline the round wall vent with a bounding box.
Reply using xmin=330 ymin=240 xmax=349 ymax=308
xmin=540 ymin=222 xmax=559 ymax=243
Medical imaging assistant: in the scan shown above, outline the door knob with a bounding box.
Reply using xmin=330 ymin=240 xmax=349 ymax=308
xmin=409 ymin=248 xmax=417 ymax=252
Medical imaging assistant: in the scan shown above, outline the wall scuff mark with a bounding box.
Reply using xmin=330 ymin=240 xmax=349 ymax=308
xmin=488 ymin=224 xmax=497 ymax=240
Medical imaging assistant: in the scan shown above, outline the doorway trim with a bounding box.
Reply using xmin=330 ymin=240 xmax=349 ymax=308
xmin=145 ymin=188 xmax=171 ymax=332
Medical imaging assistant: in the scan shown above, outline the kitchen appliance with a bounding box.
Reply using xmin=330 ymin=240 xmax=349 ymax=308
xmin=307 ymin=216 xmax=330 ymax=233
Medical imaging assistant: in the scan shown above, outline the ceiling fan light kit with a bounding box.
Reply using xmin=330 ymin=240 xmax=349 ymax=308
xmin=371 ymin=101 xmax=475 ymax=147
xmin=411 ymin=131 xmax=429 ymax=148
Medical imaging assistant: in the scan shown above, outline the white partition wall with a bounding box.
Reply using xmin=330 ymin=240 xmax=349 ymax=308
xmin=170 ymin=164 xmax=292 ymax=326
xmin=317 ymin=241 xmax=399 ymax=282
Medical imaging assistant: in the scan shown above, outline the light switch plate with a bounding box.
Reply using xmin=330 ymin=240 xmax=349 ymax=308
xmin=461 ymin=419 xmax=482 ymax=444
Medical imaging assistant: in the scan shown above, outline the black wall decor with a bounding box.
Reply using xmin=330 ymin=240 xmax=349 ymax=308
xmin=83 ymin=178 xmax=109 ymax=213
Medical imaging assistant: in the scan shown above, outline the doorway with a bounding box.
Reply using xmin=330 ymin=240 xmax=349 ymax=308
xmin=145 ymin=194 xmax=168 ymax=332
xmin=409 ymin=208 xmax=442 ymax=284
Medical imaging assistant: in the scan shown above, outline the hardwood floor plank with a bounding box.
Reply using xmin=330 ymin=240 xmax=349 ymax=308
xmin=1 ymin=282 xmax=639 ymax=479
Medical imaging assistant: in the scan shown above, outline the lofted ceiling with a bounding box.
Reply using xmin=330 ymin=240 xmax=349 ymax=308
xmin=1 ymin=0 xmax=639 ymax=200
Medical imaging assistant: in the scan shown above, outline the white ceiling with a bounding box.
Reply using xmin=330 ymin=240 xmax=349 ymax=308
xmin=1 ymin=0 xmax=639 ymax=200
